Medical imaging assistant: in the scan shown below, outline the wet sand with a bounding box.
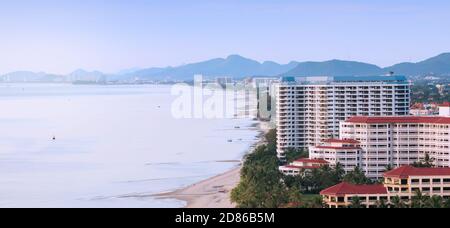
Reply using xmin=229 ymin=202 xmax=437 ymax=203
xmin=154 ymin=122 xmax=272 ymax=208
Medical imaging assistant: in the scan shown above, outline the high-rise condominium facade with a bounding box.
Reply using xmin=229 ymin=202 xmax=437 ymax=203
xmin=338 ymin=116 xmax=450 ymax=179
xmin=275 ymin=76 xmax=411 ymax=158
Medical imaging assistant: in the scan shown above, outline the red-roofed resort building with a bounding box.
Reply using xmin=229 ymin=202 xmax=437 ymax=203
xmin=339 ymin=116 xmax=450 ymax=179
xmin=321 ymin=166 xmax=450 ymax=208
xmin=309 ymin=139 xmax=361 ymax=173
xmin=279 ymin=158 xmax=329 ymax=176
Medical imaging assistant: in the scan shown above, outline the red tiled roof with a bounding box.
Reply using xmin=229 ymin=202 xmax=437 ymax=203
xmin=411 ymin=103 xmax=425 ymax=109
xmin=295 ymin=158 xmax=329 ymax=164
xmin=320 ymin=182 xmax=387 ymax=196
xmin=384 ymin=166 xmax=450 ymax=178
xmin=440 ymin=102 xmax=450 ymax=107
xmin=282 ymin=165 xmax=322 ymax=170
xmin=323 ymin=139 xmax=360 ymax=144
xmin=346 ymin=116 xmax=450 ymax=125
xmin=315 ymin=146 xmax=361 ymax=150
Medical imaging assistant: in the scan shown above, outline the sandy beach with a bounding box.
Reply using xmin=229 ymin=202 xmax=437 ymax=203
xmin=154 ymin=121 xmax=272 ymax=208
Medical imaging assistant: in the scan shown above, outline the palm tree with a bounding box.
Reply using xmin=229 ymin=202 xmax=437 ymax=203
xmin=425 ymin=195 xmax=444 ymax=208
xmin=349 ymin=196 xmax=364 ymax=208
xmin=376 ymin=199 xmax=389 ymax=208
xmin=413 ymin=153 xmax=435 ymax=168
xmin=411 ymin=190 xmax=429 ymax=208
xmin=391 ymin=196 xmax=406 ymax=208
xmin=385 ymin=164 xmax=394 ymax=172
xmin=423 ymin=153 xmax=434 ymax=167
xmin=444 ymin=198 xmax=450 ymax=208
xmin=310 ymin=196 xmax=325 ymax=209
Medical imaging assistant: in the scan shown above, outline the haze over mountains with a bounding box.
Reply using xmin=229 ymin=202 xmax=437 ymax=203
xmin=1 ymin=53 xmax=450 ymax=83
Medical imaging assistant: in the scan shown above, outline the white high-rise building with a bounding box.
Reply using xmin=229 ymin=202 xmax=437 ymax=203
xmin=276 ymin=76 xmax=411 ymax=158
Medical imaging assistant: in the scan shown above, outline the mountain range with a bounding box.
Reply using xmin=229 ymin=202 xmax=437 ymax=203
xmin=1 ymin=53 xmax=450 ymax=83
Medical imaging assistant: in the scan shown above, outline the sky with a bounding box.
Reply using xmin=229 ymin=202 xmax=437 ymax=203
xmin=0 ymin=0 xmax=449 ymax=74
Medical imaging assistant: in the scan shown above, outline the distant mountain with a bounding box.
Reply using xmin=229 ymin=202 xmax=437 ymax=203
xmin=385 ymin=53 xmax=450 ymax=76
xmin=0 ymin=71 xmax=64 ymax=82
xmin=121 ymin=55 xmax=300 ymax=81
xmin=116 ymin=67 xmax=142 ymax=76
xmin=283 ymin=53 xmax=450 ymax=77
xmin=2 ymin=53 xmax=450 ymax=83
xmin=282 ymin=60 xmax=383 ymax=77
xmin=68 ymin=69 xmax=107 ymax=82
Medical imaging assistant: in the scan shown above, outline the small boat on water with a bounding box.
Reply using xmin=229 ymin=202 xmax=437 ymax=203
xmin=228 ymin=139 xmax=233 ymax=143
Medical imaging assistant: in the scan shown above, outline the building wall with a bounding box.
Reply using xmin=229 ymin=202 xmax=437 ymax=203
xmin=309 ymin=147 xmax=361 ymax=173
xmin=276 ymin=78 xmax=411 ymax=158
xmin=440 ymin=107 xmax=450 ymax=117
xmin=340 ymin=122 xmax=450 ymax=179
xmin=323 ymin=175 xmax=450 ymax=208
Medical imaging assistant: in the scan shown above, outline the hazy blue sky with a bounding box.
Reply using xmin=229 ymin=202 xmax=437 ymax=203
xmin=0 ymin=0 xmax=449 ymax=74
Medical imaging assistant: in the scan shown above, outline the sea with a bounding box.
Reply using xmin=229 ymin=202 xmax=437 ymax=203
xmin=0 ymin=83 xmax=259 ymax=208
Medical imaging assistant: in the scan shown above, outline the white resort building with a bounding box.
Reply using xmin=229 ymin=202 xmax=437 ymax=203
xmin=309 ymin=139 xmax=361 ymax=173
xmin=321 ymin=166 xmax=450 ymax=208
xmin=332 ymin=115 xmax=450 ymax=179
xmin=279 ymin=158 xmax=329 ymax=176
xmin=275 ymin=76 xmax=411 ymax=158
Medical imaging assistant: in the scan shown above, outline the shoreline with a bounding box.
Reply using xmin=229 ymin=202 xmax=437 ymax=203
xmin=153 ymin=121 xmax=271 ymax=208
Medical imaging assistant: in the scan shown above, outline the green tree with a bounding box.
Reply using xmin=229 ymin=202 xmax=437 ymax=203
xmin=413 ymin=153 xmax=435 ymax=168
xmin=343 ymin=167 xmax=372 ymax=185
xmin=385 ymin=164 xmax=394 ymax=172
xmin=231 ymin=145 xmax=289 ymax=208
xmin=377 ymin=199 xmax=389 ymax=208
xmin=284 ymin=148 xmax=308 ymax=164
xmin=332 ymin=163 xmax=346 ymax=183
xmin=349 ymin=196 xmax=364 ymax=208
xmin=265 ymin=129 xmax=277 ymax=152
xmin=411 ymin=190 xmax=429 ymax=208
xmin=390 ymin=196 xmax=406 ymax=209
xmin=444 ymin=198 xmax=450 ymax=208
xmin=425 ymin=195 xmax=444 ymax=208
xmin=309 ymin=196 xmax=325 ymax=209
xmin=286 ymin=187 xmax=303 ymax=208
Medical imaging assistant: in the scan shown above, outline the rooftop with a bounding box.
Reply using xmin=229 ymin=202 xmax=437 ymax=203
xmin=384 ymin=166 xmax=450 ymax=178
xmin=315 ymin=146 xmax=361 ymax=150
xmin=323 ymin=139 xmax=360 ymax=144
xmin=281 ymin=75 xmax=408 ymax=84
xmin=294 ymin=158 xmax=330 ymax=164
xmin=281 ymin=165 xmax=323 ymax=170
xmin=320 ymin=182 xmax=387 ymax=196
xmin=440 ymin=102 xmax=450 ymax=107
xmin=346 ymin=116 xmax=450 ymax=125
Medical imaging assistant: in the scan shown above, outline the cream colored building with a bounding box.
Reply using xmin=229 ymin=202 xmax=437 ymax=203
xmin=321 ymin=166 xmax=450 ymax=208
xmin=309 ymin=139 xmax=361 ymax=173
xmin=279 ymin=158 xmax=329 ymax=176
xmin=340 ymin=116 xmax=450 ymax=179
xmin=440 ymin=103 xmax=450 ymax=117
xmin=276 ymin=76 xmax=410 ymax=159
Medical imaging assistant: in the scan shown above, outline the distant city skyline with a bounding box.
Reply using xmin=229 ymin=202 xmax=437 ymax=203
xmin=0 ymin=0 xmax=449 ymax=74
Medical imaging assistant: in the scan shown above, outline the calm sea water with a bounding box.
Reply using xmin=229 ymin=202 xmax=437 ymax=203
xmin=0 ymin=84 xmax=259 ymax=208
